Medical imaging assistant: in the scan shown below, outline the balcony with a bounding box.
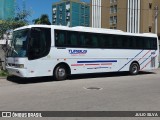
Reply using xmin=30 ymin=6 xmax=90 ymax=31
xmin=66 ymin=16 xmax=70 ymax=20
xmin=66 ymin=13 xmax=70 ymax=17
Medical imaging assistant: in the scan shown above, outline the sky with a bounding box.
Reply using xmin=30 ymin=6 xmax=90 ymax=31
xmin=16 ymin=0 xmax=90 ymax=24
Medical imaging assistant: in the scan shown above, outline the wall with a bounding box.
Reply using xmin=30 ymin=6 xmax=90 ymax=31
xmin=0 ymin=45 xmax=5 ymax=70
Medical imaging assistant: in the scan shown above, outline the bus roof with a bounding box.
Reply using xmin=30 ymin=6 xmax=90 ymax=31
xmin=14 ymin=25 xmax=158 ymax=38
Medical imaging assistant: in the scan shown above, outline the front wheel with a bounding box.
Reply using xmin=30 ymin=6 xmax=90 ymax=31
xmin=129 ymin=63 xmax=139 ymax=75
xmin=54 ymin=65 xmax=67 ymax=81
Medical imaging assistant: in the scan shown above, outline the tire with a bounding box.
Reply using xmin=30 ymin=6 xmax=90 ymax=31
xmin=54 ymin=65 xmax=67 ymax=81
xmin=129 ymin=63 xmax=139 ymax=75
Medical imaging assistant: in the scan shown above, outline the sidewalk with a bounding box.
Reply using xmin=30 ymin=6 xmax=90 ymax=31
xmin=0 ymin=76 xmax=7 ymax=79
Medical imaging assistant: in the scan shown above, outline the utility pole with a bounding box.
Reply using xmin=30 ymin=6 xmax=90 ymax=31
xmin=155 ymin=6 xmax=158 ymax=34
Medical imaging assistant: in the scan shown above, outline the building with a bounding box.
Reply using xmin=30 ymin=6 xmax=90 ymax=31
xmin=91 ymin=0 xmax=160 ymax=36
xmin=0 ymin=0 xmax=15 ymax=20
xmin=91 ymin=0 xmax=101 ymax=28
xmin=52 ymin=0 xmax=90 ymax=27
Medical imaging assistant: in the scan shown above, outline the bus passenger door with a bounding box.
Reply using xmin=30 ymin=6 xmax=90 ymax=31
xmin=27 ymin=27 xmax=51 ymax=77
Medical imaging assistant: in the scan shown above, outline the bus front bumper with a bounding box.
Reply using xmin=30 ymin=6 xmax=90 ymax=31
xmin=6 ymin=67 xmax=27 ymax=77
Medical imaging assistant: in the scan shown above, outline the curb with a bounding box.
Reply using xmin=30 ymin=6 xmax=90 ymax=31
xmin=0 ymin=77 xmax=7 ymax=79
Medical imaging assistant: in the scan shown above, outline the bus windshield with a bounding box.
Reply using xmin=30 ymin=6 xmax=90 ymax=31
xmin=7 ymin=29 xmax=29 ymax=57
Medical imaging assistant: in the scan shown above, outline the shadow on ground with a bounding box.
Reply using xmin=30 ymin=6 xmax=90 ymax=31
xmin=6 ymin=71 xmax=155 ymax=84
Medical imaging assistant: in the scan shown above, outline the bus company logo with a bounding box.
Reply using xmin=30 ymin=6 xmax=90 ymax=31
xmin=69 ymin=50 xmax=87 ymax=55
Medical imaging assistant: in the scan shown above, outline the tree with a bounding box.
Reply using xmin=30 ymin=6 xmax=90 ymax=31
xmin=33 ymin=14 xmax=51 ymax=25
xmin=14 ymin=0 xmax=32 ymax=23
xmin=0 ymin=0 xmax=32 ymax=70
xmin=0 ymin=0 xmax=32 ymax=38
xmin=0 ymin=20 xmax=26 ymax=39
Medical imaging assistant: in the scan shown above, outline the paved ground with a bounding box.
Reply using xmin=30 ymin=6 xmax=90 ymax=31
xmin=0 ymin=69 xmax=160 ymax=120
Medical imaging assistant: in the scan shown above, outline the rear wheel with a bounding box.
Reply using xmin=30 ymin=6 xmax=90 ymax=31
xmin=129 ymin=63 xmax=139 ymax=75
xmin=54 ymin=65 xmax=67 ymax=81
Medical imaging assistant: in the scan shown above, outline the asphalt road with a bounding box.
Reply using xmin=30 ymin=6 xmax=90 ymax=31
xmin=0 ymin=69 xmax=160 ymax=120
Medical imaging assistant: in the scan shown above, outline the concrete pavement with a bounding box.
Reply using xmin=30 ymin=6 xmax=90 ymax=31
xmin=0 ymin=69 xmax=160 ymax=120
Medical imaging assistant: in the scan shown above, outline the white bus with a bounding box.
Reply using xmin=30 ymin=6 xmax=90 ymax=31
xmin=6 ymin=25 xmax=159 ymax=80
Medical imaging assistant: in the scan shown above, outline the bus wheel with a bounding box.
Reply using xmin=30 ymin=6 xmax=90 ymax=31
xmin=129 ymin=63 xmax=139 ymax=75
xmin=54 ymin=65 xmax=67 ymax=81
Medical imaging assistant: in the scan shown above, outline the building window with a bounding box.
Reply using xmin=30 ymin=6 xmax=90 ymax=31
xmin=53 ymin=10 xmax=56 ymax=15
xmin=59 ymin=14 xmax=62 ymax=19
xmin=110 ymin=5 xmax=117 ymax=14
xmin=85 ymin=24 xmax=89 ymax=26
xmin=113 ymin=27 xmax=117 ymax=29
xmin=81 ymin=23 xmax=84 ymax=26
xmin=53 ymin=15 xmax=56 ymax=19
xmin=113 ymin=5 xmax=117 ymax=13
xmin=113 ymin=16 xmax=117 ymax=24
xmin=149 ymin=26 xmax=152 ymax=32
xmin=66 ymin=4 xmax=70 ymax=11
xmin=149 ymin=3 xmax=152 ymax=9
xmin=66 ymin=12 xmax=70 ymax=16
xmin=53 ymin=7 xmax=57 ymax=15
xmin=53 ymin=18 xmax=56 ymax=22
xmin=85 ymin=14 xmax=88 ymax=17
xmin=110 ymin=16 xmax=113 ymax=25
xmin=110 ymin=16 xmax=117 ymax=25
xmin=114 ymin=0 xmax=117 ymax=3
xmin=81 ymin=5 xmax=84 ymax=9
xmin=59 ymin=5 xmax=62 ymax=11
xmin=110 ymin=0 xmax=117 ymax=4
xmin=110 ymin=6 xmax=113 ymax=14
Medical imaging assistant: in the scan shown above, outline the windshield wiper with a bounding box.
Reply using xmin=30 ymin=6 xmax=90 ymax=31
xmin=10 ymin=46 xmax=18 ymax=55
xmin=13 ymin=49 xmax=18 ymax=55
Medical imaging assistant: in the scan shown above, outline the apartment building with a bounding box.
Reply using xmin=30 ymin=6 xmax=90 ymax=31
xmin=91 ymin=0 xmax=160 ymax=36
xmin=0 ymin=0 xmax=15 ymax=20
xmin=52 ymin=0 xmax=90 ymax=27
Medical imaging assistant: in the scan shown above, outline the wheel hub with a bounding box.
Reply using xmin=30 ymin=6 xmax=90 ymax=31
xmin=58 ymin=68 xmax=66 ymax=77
xmin=132 ymin=66 xmax=138 ymax=73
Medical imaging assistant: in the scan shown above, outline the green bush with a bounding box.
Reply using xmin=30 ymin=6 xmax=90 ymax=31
xmin=0 ymin=70 xmax=9 ymax=77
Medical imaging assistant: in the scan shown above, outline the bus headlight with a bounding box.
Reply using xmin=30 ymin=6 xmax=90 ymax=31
xmin=15 ymin=64 xmax=24 ymax=68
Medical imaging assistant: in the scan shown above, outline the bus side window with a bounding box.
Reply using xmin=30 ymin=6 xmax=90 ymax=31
xmin=130 ymin=37 xmax=137 ymax=49
xmin=116 ymin=35 xmax=123 ymax=49
xmin=67 ymin=31 xmax=78 ymax=47
xmin=99 ymin=34 xmax=106 ymax=48
xmin=79 ymin=33 xmax=85 ymax=47
xmin=85 ymin=33 xmax=91 ymax=47
xmin=144 ymin=37 xmax=151 ymax=49
xmin=79 ymin=32 xmax=89 ymax=47
xmin=136 ymin=37 xmax=144 ymax=49
xmin=28 ymin=28 xmax=51 ymax=60
xmin=70 ymin=34 xmax=77 ymax=46
xmin=91 ymin=34 xmax=99 ymax=48
xmin=107 ymin=35 xmax=114 ymax=48
xmin=55 ymin=30 xmax=66 ymax=47
xmin=123 ymin=36 xmax=130 ymax=49
xmin=38 ymin=32 xmax=46 ymax=54
xmin=150 ymin=38 xmax=157 ymax=50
